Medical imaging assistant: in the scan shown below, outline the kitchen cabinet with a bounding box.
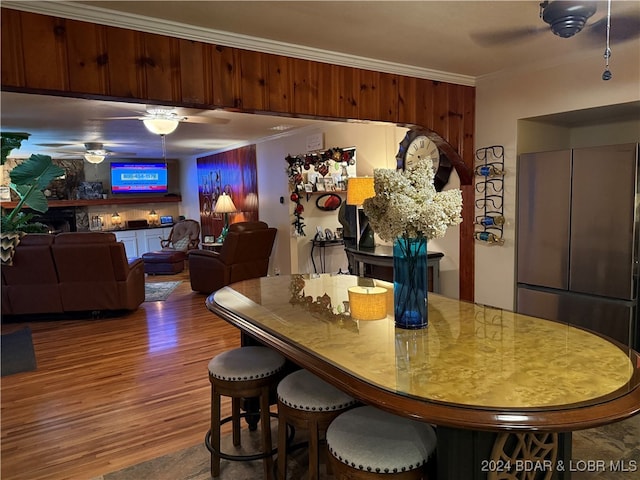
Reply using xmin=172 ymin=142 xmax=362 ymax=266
xmin=114 ymin=230 xmax=139 ymax=258
xmin=114 ymin=227 xmax=173 ymax=258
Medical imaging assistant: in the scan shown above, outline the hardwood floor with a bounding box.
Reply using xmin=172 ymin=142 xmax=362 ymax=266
xmin=1 ymin=271 xmax=240 ymax=480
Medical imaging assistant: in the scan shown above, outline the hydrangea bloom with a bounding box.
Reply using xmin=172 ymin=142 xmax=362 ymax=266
xmin=362 ymin=161 xmax=462 ymax=242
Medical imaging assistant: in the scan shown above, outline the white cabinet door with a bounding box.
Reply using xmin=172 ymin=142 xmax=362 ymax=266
xmin=114 ymin=231 xmax=138 ymax=258
xmin=140 ymin=228 xmax=167 ymax=254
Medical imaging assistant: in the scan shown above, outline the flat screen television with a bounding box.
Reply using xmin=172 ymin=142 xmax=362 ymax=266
xmin=110 ymin=162 xmax=168 ymax=194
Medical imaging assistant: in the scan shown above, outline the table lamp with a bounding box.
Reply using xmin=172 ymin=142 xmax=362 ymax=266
xmin=148 ymin=209 xmax=158 ymax=226
xmin=214 ymin=192 xmax=237 ymax=242
xmin=348 ymin=286 xmax=388 ymax=320
xmin=111 ymin=212 xmax=122 ymax=229
xmin=346 ymin=177 xmax=375 ymax=249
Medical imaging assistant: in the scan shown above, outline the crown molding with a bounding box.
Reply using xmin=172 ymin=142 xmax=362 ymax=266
xmin=3 ymin=1 xmax=475 ymax=87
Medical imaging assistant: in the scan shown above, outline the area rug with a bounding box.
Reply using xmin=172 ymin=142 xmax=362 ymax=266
xmin=91 ymin=414 xmax=640 ymax=480
xmin=93 ymin=422 xmax=323 ymax=480
xmin=1 ymin=326 xmax=37 ymax=376
xmin=144 ymin=281 xmax=182 ymax=302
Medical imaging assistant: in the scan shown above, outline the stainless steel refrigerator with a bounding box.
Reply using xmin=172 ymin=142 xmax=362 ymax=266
xmin=516 ymin=143 xmax=639 ymax=350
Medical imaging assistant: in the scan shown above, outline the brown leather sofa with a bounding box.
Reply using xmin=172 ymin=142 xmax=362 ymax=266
xmin=1 ymin=232 xmax=145 ymax=316
xmin=189 ymin=221 xmax=277 ymax=294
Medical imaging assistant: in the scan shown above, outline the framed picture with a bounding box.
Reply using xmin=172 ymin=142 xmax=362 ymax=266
xmin=204 ymin=235 xmax=216 ymax=243
xmin=315 ymin=179 xmax=326 ymax=192
xmin=304 ymin=183 xmax=314 ymax=193
xmin=323 ymin=177 xmax=335 ymax=191
xmin=77 ymin=181 xmax=104 ymax=199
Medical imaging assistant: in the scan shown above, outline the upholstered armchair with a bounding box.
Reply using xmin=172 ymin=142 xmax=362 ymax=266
xmin=188 ymin=221 xmax=277 ymax=294
xmin=160 ymin=219 xmax=201 ymax=251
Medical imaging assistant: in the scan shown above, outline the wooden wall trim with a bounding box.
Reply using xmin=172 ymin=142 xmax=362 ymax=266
xmin=0 ymin=7 xmax=475 ymax=301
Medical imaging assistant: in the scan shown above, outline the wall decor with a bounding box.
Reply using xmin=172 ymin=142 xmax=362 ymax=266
xmin=474 ymin=145 xmax=505 ymax=245
xmin=77 ymin=181 xmax=103 ymax=200
xmin=286 ymin=147 xmax=355 ymax=236
xmin=316 ymin=193 xmax=342 ymax=211
xmin=197 ymin=145 xmax=258 ymax=239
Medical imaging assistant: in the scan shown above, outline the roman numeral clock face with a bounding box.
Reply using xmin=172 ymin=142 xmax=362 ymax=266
xmin=396 ymin=130 xmax=454 ymax=191
xmin=406 ymin=135 xmax=438 ymax=169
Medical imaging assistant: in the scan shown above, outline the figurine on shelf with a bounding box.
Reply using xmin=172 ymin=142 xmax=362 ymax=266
xmin=325 ymin=228 xmax=334 ymax=240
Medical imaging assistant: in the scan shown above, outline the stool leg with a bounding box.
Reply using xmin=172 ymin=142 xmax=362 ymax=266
xmin=277 ymin=408 xmax=288 ymax=480
xmin=260 ymin=385 xmax=274 ymax=480
xmin=211 ymin=386 xmax=221 ymax=477
xmin=308 ymin=418 xmax=320 ymax=480
xmin=324 ymin=441 xmax=333 ymax=476
xmin=232 ymin=396 xmax=241 ymax=446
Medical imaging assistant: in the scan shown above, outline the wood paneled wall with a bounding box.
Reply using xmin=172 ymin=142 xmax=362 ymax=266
xmin=0 ymin=8 xmax=475 ymax=301
xmin=197 ymin=145 xmax=258 ymax=239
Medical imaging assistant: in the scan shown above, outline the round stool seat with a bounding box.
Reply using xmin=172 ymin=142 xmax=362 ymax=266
xmin=277 ymin=369 xmax=357 ymax=480
xmin=206 ymin=346 xmax=286 ymax=480
xmin=208 ymin=346 xmax=285 ymax=381
xmin=277 ymin=369 xmax=356 ymax=412
xmin=326 ymin=406 xmax=437 ymax=475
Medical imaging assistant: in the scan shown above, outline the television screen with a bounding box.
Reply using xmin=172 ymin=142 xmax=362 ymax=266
xmin=110 ymin=162 xmax=168 ymax=194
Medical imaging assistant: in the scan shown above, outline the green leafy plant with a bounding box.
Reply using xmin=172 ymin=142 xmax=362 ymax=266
xmin=1 ymin=153 xmax=65 ymax=233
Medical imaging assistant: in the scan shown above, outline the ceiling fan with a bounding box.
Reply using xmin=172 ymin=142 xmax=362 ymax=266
xmin=471 ymin=0 xmax=640 ymax=46
xmin=97 ymin=105 xmax=230 ymax=135
xmin=37 ymin=142 xmax=136 ymax=164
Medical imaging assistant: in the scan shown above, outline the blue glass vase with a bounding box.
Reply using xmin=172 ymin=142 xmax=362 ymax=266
xmin=393 ymin=236 xmax=428 ymax=329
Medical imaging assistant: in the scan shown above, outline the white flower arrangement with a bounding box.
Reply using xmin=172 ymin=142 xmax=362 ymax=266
xmin=362 ymin=161 xmax=463 ymax=242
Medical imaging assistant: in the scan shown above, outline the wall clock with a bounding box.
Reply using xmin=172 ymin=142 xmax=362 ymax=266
xmin=395 ymin=129 xmax=454 ymax=191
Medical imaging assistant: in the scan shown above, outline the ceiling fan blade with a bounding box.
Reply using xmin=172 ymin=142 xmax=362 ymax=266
xmin=35 ymin=142 xmax=81 ymax=147
xmin=181 ymin=116 xmax=231 ymax=125
xmin=93 ymin=115 xmax=144 ymax=121
xmin=583 ymin=15 xmax=640 ymax=46
xmin=57 ymin=150 xmax=137 ymax=157
xmin=470 ymin=25 xmax=547 ymax=47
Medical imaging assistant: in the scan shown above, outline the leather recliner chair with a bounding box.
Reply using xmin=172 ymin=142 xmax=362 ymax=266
xmin=188 ymin=221 xmax=277 ymax=294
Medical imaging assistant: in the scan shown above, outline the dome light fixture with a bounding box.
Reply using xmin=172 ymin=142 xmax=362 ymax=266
xmin=84 ymin=153 xmax=106 ymax=164
xmin=142 ymin=107 xmax=184 ymax=135
xmin=83 ymin=143 xmax=110 ymax=164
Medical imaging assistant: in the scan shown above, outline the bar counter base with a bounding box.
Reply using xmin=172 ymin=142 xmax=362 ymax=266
xmin=437 ymin=427 xmax=572 ymax=480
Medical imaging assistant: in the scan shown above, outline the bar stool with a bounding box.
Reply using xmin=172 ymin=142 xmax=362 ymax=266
xmin=276 ymin=369 xmax=357 ymax=480
xmin=326 ymin=405 xmax=437 ymax=479
xmin=205 ymin=346 xmax=286 ymax=479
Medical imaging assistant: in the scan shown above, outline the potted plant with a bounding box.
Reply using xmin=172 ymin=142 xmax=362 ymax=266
xmin=1 ymin=133 xmax=65 ymax=265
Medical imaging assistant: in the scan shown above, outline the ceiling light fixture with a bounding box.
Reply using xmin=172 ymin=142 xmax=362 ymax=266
xmin=269 ymin=124 xmax=294 ymax=131
xmin=84 ymin=153 xmax=106 ymax=164
xmin=142 ymin=107 xmax=183 ymax=135
xmin=83 ymin=143 xmax=110 ymax=164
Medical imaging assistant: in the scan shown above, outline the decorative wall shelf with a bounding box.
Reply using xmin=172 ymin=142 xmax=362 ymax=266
xmin=286 ymin=147 xmax=355 ymax=236
xmin=474 ymin=146 xmax=505 ymax=245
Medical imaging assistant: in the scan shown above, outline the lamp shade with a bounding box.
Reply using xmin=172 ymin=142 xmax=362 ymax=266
xmin=214 ymin=193 xmax=237 ymax=213
xmin=143 ymin=118 xmax=179 ymax=135
xmin=346 ymin=177 xmax=375 ymax=206
xmin=348 ymin=286 xmax=388 ymax=320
